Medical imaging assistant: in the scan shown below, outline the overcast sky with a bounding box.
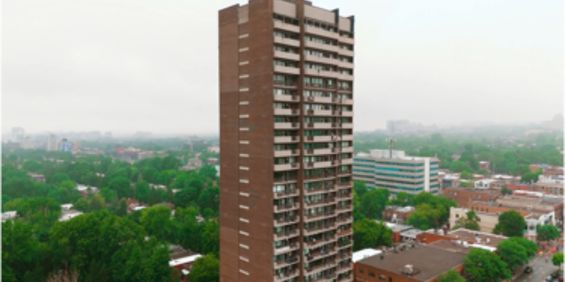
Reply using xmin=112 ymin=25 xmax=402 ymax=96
xmin=2 ymin=0 xmax=563 ymax=135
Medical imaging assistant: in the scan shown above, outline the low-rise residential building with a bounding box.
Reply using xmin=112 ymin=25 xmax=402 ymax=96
xmin=354 ymin=244 xmax=465 ymax=282
xmin=28 ymin=172 xmax=46 ymax=182
xmin=354 ymin=150 xmax=440 ymax=195
xmin=76 ymin=184 xmax=99 ymax=196
xmin=168 ymin=244 xmax=202 ymax=281
xmin=59 ymin=204 xmax=83 ymax=222
xmin=2 ymin=211 xmax=18 ymax=222
xmin=438 ymin=171 xmax=460 ymax=189
xmin=383 ymin=206 xmax=415 ymax=224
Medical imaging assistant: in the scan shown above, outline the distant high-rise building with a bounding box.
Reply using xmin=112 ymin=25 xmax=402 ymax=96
xmin=353 ymin=150 xmax=440 ymax=195
xmin=58 ymin=138 xmax=73 ymax=152
xmin=219 ymin=0 xmax=355 ymax=281
xmin=46 ymin=134 xmax=58 ymax=151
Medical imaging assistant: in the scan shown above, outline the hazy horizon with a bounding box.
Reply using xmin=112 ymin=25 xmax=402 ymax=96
xmin=3 ymin=0 xmax=563 ymax=135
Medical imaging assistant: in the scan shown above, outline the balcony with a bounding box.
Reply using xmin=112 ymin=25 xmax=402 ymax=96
xmin=304 ymin=160 xmax=333 ymax=169
xmin=339 ymin=35 xmax=354 ymax=45
xmin=274 ymin=36 xmax=300 ymax=47
xmin=304 ymin=40 xmax=340 ymax=53
xmin=341 ymin=134 xmax=353 ymax=141
xmin=274 ymin=228 xmax=300 ymax=240
xmin=274 ymin=93 xmax=299 ymax=102
xmin=274 ymin=255 xmax=299 ymax=269
xmin=274 ymin=202 xmax=299 ymax=213
xmin=341 ymin=123 xmax=353 ymax=129
xmin=305 ymin=197 xmax=337 ymax=209
xmin=274 ymin=216 xmax=300 ymax=227
xmin=340 ymin=158 xmax=353 ymax=165
xmin=304 ymin=223 xmax=336 ymax=236
xmin=274 ymin=65 xmax=300 ymax=75
xmin=274 ymin=188 xmax=299 ymax=199
xmin=274 ymin=136 xmax=299 ymax=143
xmin=304 ymin=147 xmax=333 ymax=156
xmin=274 ymin=50 xmax=300 ymax=61
xmin=337 ymin=48 xmax=353 ymax=57
xmin=274 ymin=108 xmax=299 ymax=116
xmin=304 ymin=95 xmax=332 ymax=104
xmin=341 ymin=146 xmax=353 ymax=153
xmin=274 ymin=122 xmax=300 ymax=130
xmin=304 ymin=53 xmax=335 ymax=65
xmin=305 ymin=25 xmax=338 ymax=39
xmin=336 ymin=216 xmax=353 ymax=225
xmin=274 ymin=149 xmax=299 ymax=157
xmin=304 ymin=260 xmax=337 ymax=278
xmin=274 ymin=20 xmax=300 ymax=33
xmin=306 ymin=247 xmax=337 ymax=262
xmin=274 ymin=162 xmax=300 ymax=171
xmin=341 ymin=111 xmax=353 ymax=117
xmin=335 ymin=59 xmax=353 ymax=69
xmin=305 ymin=135 xmax=332 ymax=142
xmin=305 ymin=109 xmax=333 ymax=116
xmin=275 ymin=268 xmax=299 ymax=282
xmin=304 ymin=122 xmax=332 ymax=130
xmin=304 ymin=68 xmax=337 ymax=78
xmin=304 ymin=212 xmax=336 ymax=224
xmin=336 ymin=72 xmax=353 ymax=81
xmin=305 ymin=235 xmax=336 ymax=249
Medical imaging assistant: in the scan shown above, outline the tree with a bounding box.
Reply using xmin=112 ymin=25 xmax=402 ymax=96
xmin=454 ymin=210 xmax=480 ymax=231
xmin=353 ymin=219 xmax=392 ymax=251
xmin=200 ymin=220 xmax=219 ymax=256
xmin=521 ymin=170 xmax=541 ymax=184
xmin=553 ymin=252 xmax=563 ymax=266
xmin=493 ymin=210 xmax=526 ymax=237
xmin=188 ymin=254 xmax=219 ymax=282
xmin=353 ymin=181 xmax=368 ymax=198
xmin=437 ymin=270 xmax=465 ymax=282
xmin=500 ymin=187 xmax=513 ymax=195
xmin=2 ymin=221 xmax=49 ymax=281
xmin=108 ymin=177 xmax=132 ymax=198
xmin=389 ymin=192 xmax=414 ymax=207
xmin=496 ymin=237 xmax=537 ymax=271
xmin=407 ymin=204 xmax=441 ymax=230
xmin=359 ymin=189 xmax=389 ymax=219
xmin=49 ymin=211 xmax=171 ymax=282
xmin=140 ymin=204 xmax=174 ymax=242
xmin=463 ymin=248 xmax=511 ymax=282
xmin=536 ymin=225 xmax=560 ymax=242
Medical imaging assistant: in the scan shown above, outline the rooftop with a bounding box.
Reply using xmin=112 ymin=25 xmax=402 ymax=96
xmin=357 ymin=244 xmax=465 ymax=281
xmin=352 ymin=248 xmax=382 ymax=263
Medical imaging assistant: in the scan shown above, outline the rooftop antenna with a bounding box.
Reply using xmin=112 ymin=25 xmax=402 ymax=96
xmin=386 ymin=138 xmax=396 ymax=159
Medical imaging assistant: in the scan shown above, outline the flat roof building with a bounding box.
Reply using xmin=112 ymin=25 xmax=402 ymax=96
xmin=354 ymin=245 xmax=465 ymax=282
xmin=353 ymin=150 xmax=440 ymax=195
xmin=219 ymin=1 xmax=355 ymax=281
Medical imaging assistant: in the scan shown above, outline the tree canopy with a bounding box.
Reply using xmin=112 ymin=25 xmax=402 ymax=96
xmin=496 ymin=237 xmax=537 ymax=271
xmin=463 ymin=248 xmax=511 ymax=282
xmin=536 ymin=225 xmax=560 ymax=241
xmin=353 ymin=219 xmax=392 ymax=251
xmin=493 ymin=210 xmax=526 ymax=237
xmin=437 ymin=270 xmax=465 ymax=282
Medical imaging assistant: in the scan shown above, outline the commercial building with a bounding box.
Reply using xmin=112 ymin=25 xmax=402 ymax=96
xmin=219 ymin=1 xmax=355 ymax=281
xmin=354 ymin=244 xmax=465 ymax=282
xmin=353 ymin=150 xmax=440 ymax=195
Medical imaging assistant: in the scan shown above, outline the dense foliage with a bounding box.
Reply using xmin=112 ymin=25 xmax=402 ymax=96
xmin=352 ymin=219 xmax=392 ymax=251
xmin=493 ymin=210 xmax=527 ymax=237
xmin=536 ymin=225 xmax=561 ymax=241
xmin=406 ymin=193 xmax=456 ymax=230
xmin=437 ymin=270 xmax=465 ymax=282
xmin=496 ymin=237 xmax=537 ymax=271
xmin=463 ymin=248 xmax=512 ymax=282
xmin=2 ymin=147 xmax=220 ymax=281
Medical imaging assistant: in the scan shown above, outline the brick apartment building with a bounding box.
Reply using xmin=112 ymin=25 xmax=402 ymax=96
xmin=219 ymin=0 xmax=355 ymax=281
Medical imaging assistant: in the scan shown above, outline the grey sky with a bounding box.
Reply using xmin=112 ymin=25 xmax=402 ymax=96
xmin=2 ymin=0 xmax=563 ymax=134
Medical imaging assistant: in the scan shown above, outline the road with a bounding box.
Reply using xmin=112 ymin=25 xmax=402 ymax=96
xmin=514 ymin=255 xmax=559 ymax=282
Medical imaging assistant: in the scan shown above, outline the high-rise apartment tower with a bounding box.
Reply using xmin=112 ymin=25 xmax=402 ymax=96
xmin=219 ymin=0 xmax=354 ymax=281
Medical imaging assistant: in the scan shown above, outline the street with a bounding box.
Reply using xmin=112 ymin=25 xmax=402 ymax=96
xmin=514 ymin=255 xmax=559 ymax=282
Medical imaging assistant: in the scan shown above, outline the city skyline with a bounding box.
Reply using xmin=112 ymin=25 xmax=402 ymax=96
xmin=3 ymin=0 xmax=563 ymax=134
